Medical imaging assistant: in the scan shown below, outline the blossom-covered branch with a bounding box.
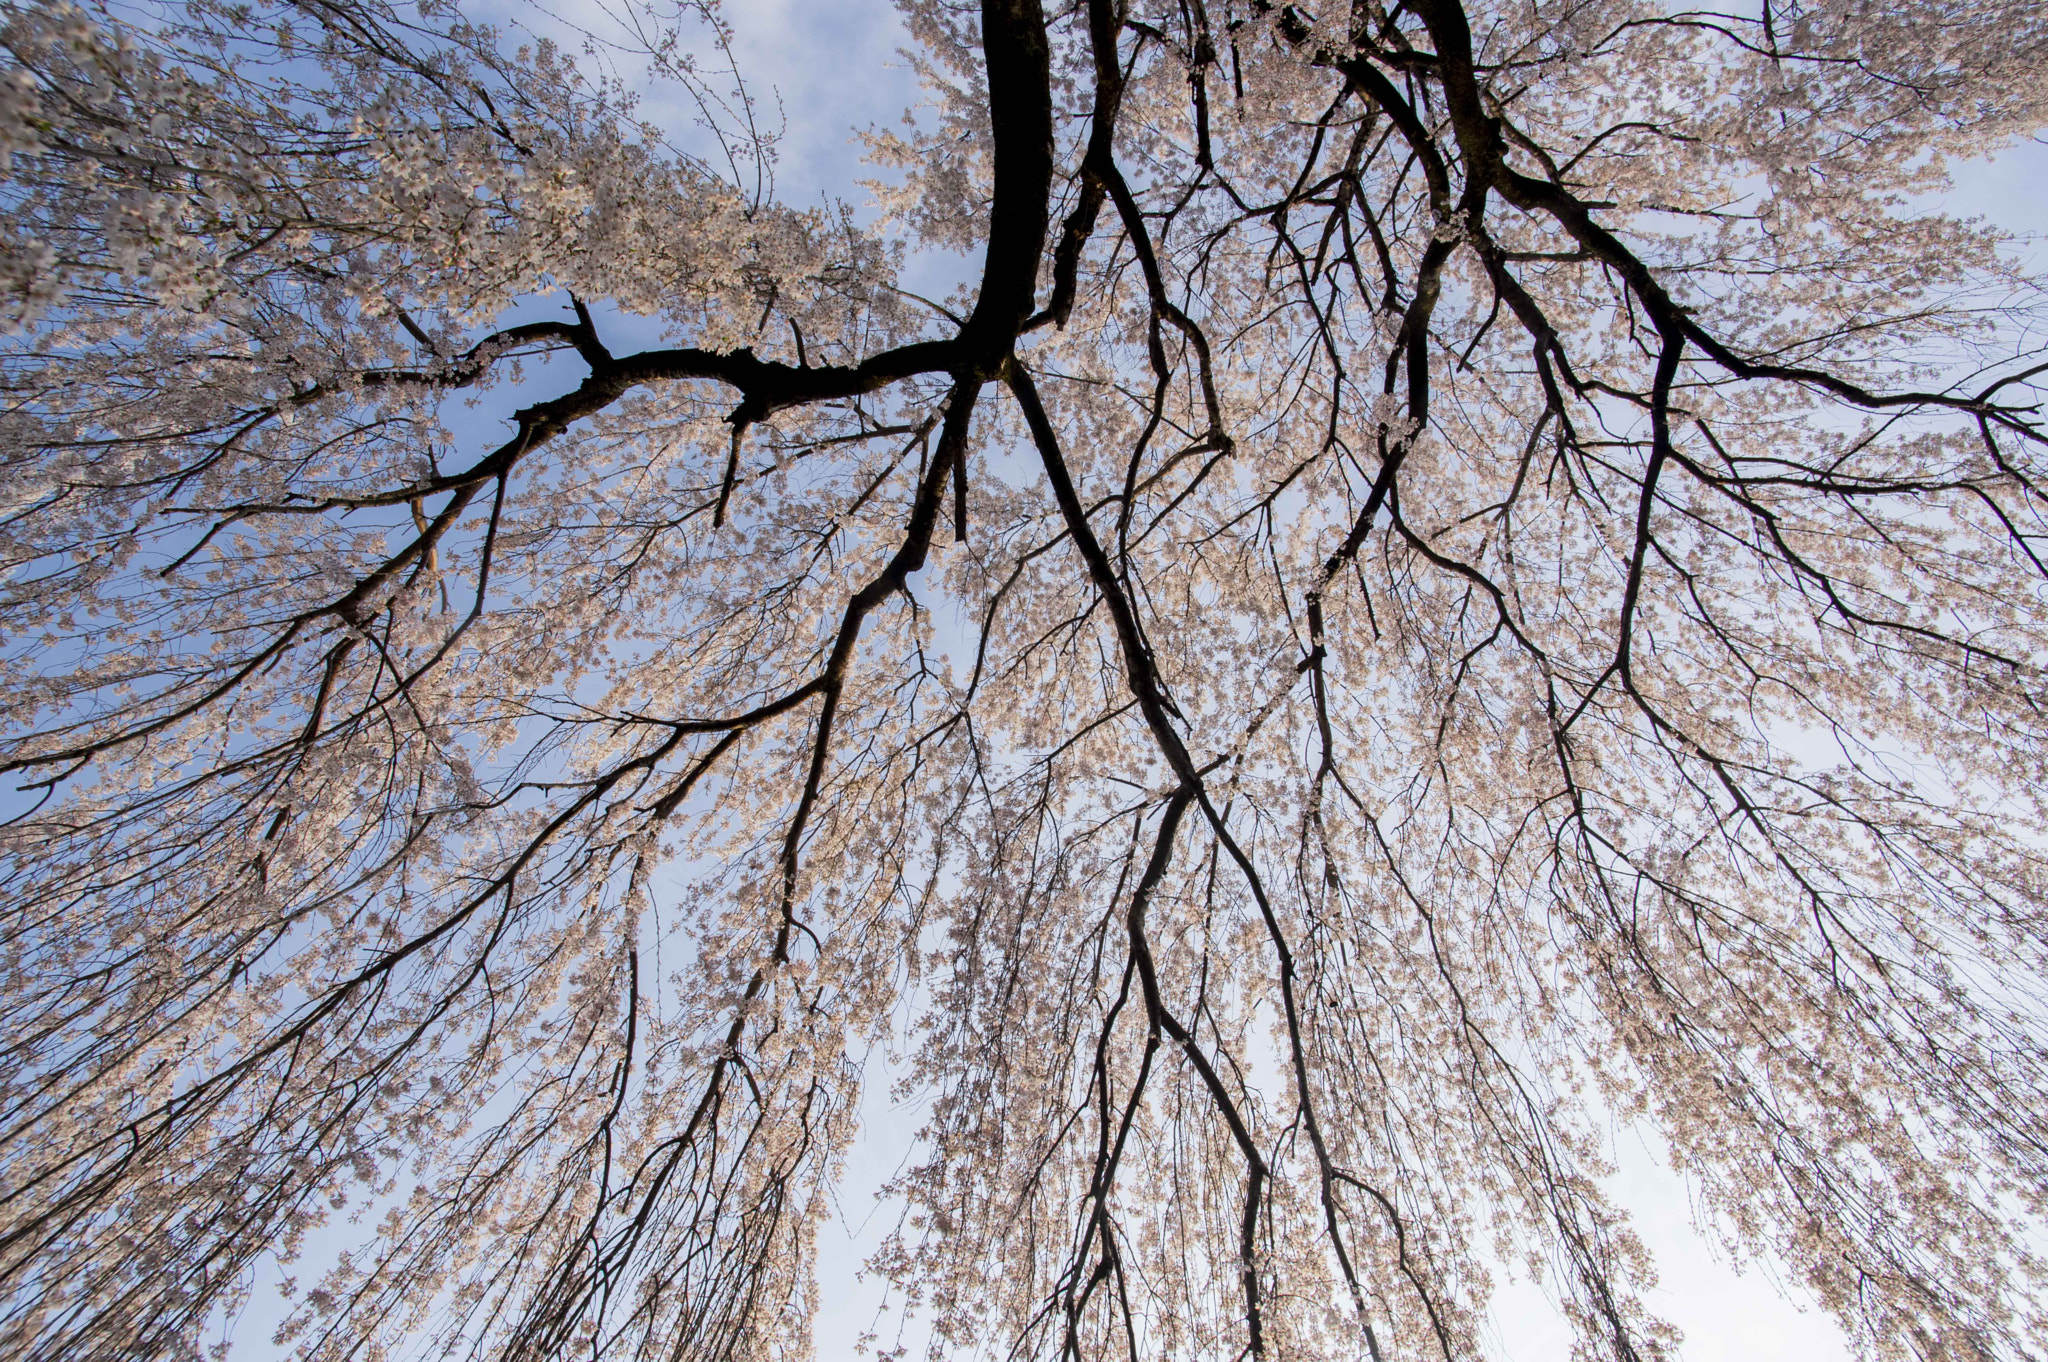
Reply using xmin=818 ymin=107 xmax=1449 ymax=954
xmin=4 ymin=0 xmax=2048 ymax=1359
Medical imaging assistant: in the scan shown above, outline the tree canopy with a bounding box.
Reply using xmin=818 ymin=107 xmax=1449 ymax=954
xmin=4 ymin=0 xmax=2048 ymax=1358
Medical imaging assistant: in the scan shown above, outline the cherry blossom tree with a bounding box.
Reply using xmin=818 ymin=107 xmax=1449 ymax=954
xmin=4 ymin=0 xmax=2048 ymax=1358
